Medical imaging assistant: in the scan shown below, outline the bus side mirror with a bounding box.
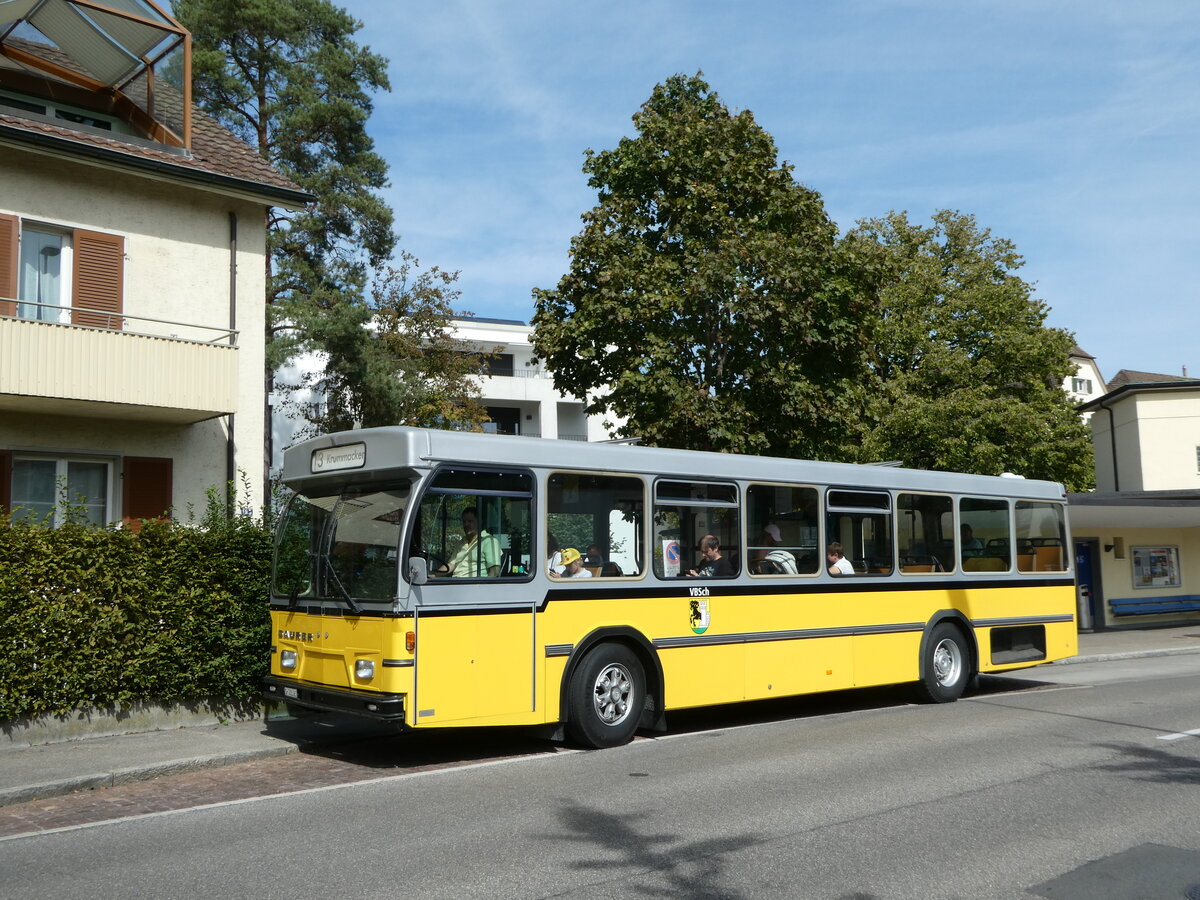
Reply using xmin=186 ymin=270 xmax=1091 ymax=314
xmin=408 ymin=557 xmax=428 ymax=585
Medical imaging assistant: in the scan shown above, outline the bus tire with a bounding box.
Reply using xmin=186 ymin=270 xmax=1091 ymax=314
xmin=567 ymin=643 xmax=645 ymax=749
xmin=915 ymin=623 xmax=970 ymax=703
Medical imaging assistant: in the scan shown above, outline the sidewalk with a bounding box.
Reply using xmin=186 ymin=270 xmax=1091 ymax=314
xmin=2 ymin=624 xmax=1199 ymax=808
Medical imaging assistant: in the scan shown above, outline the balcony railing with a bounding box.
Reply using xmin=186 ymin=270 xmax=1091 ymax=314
xmin=0 ymin=300 xmax=240 ymax=422
xmin=3 ymin=299 xmax=238 ymax=345
xmin=481 ymin=366 xmax=552 ymax=379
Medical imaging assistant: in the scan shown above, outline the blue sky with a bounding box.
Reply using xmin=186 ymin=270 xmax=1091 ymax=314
xmin=340 ymin=0 xmax=1198 ymax=381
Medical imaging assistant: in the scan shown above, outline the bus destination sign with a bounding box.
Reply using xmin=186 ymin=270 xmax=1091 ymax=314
xmin=311 ymin=443 xmax=366 ymax=473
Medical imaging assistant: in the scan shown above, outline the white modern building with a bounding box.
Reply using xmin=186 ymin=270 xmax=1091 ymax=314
xmin=270 ymin=316 xmax=621 ymax=480
xmin=0 ymin=2 xmax=306 ymax=526
xmin=454 ymin=317 xmax=618 ymax=443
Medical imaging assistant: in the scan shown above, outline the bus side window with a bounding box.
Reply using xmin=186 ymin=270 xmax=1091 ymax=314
xmin=415 ymin=468 xmax=533 ymax=581
xmin=960 ymin=497 xmax=1011 ymax=572
xmin=1015 ymin=501 xmax=1067 ymax=572
xmin=747 ymin=483 xmax=818 ymax=576
xmin=547 ymin=472 xmax=645 ymax=579
xmin=652 ymin=480 xmax=739 ymax=579
xmin=825 ymin=489 xmax=892 ymax=576
xmin=897 ymin=493 xmax=954 ymax=574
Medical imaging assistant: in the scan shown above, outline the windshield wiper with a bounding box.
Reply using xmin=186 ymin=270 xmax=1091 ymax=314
xmin=322 ymin=560 xmax=362 ymax=614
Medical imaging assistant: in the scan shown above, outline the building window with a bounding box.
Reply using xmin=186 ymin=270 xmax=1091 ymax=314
xmin=18 ymin=226 xmax=71 ymax=322
xmin=482 ymin=353 xmax=514 ymax=377
xmin=10 ymin=456 xmax=112 ymax=527
xmin=0 ymin=215 xmax=123 ymax=328
xmin=1071 ymin=377 xmax=1093 ymax=394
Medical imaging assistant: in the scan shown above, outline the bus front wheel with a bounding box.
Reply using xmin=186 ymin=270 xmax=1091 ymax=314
xmin=567 ymin=643 xmax=645 ymax=749
xmin=915 ymin=623 xmax=970 ymax=703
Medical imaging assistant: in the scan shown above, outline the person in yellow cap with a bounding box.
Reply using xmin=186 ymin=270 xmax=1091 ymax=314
xmin=554 ymin=547 xmax=592 ymax=578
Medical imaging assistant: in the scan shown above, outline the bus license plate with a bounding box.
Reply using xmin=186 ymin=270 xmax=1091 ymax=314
xmin=283 ymin=687 xmax=298 ymax=699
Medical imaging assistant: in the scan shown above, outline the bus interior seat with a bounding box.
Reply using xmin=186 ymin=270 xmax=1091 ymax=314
xmin=585 ymin=566 xmax=602 ymax=577
xmin=1034 ymin=546 xmax=1063 ymax=570
xmin=964 ymin=556 xmax=1006 ymax=572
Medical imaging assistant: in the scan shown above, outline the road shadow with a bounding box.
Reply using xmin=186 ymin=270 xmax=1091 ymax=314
xmin=1089 ymin=741 xmax=1200 ymax=785
xmin=543 ymin=797 xmax=761 ymax=898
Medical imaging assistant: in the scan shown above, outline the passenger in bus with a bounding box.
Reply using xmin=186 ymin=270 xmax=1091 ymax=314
xmin=688 ymin=536 xmax=734 ymax=577
xmin=585 ymin=544 xmax=604 ymax=566
xmin=547 ymin=532 xmax=565 ymax=575
xmin=751 ymin=523 xmax=781 ymax=567
xmin=444 ymin=506 xmax=501 ymax=578
xmin=827 ymin=542 xmax=855 ymax=575
xmin=553 ymin=547 xmax=592 ymax=578
xmin=693 ymin=533 xmax=716 ymax=572
xmin=600 ymin=561 xmax=624 ymax=577
xmin=960 ymin=524 xmax=984 ymax=557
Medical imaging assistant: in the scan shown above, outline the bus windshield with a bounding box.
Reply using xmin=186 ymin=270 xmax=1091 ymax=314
xmin=272 ymin=483 xmax=411 ymax=604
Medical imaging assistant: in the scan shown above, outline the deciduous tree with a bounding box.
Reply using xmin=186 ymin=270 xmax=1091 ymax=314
xmin=532 ymin=74 xmax=871 ymax=459
xmin=280 ymin=253 xmax=492 ymax=436
xmin=847 ymin=210 xmax=1094 ymax=490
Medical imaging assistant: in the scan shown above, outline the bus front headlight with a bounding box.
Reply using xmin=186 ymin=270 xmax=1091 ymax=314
xmin=280 ymin=650 xmax=298 ymax=670
xmin=355 ymin=659 xmax=375 ymax=680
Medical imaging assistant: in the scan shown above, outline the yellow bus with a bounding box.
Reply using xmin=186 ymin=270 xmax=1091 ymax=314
xmin=265 ymin=427 xmax=1076 ymax=748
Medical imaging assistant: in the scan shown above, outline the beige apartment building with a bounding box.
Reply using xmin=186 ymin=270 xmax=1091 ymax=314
xmin=0 ymin=1 xmax=305 ymax=526
xmin=1070 ymin=372 xmax=1200 ymax=629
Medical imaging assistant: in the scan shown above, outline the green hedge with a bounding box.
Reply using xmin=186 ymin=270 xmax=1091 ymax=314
xmin=0 ymin=507 xmax=273 ymax=722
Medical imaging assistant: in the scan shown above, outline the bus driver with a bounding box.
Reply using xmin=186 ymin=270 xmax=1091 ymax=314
xmin=443 ymin=507 xmax=501 ymax=578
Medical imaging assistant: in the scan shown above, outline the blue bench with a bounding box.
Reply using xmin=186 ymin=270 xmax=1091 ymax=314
xmin=1109 ymin=595 xmax=1200 ymax=616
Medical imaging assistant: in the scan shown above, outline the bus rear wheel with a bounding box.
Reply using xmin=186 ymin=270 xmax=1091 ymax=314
xmin=915 ymin=623 xmax=970 ymax=703
xmin=567 ymin=643 xmax=645 ymax=749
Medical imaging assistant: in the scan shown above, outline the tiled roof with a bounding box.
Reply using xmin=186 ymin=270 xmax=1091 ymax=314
xmin=0 ymin=106 xmax=307 ymax=204
xmin=0 ymin=36 xmax=306 ymax=204
xmin=1069 ymin=345 xmax=1095 ymax=360
xmin=1107 ymin=369 xmax=1194 ymax=389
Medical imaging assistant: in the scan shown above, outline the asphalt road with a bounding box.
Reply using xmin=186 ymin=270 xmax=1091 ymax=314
xmin=5 ymin=655 xmax=1200 ymax=899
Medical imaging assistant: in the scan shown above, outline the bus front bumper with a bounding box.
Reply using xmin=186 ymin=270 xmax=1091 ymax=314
xmin=264 ymin=676 xmax=407 ymax=723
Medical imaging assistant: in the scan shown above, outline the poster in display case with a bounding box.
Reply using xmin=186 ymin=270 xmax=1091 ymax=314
xmin=1131 ymin=546 xmax=1181 ymax=589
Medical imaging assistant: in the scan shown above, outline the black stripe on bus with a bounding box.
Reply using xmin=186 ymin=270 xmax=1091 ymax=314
xmin=536 ymin=576 xmax=1075 ymax=608
xmin=541 ymin=613 xmax=1074 ymax=657
xmin=972 ymin=614 xmax=1075 ymax=627
xmin=652 ymin=621 xmax=925 ymax=650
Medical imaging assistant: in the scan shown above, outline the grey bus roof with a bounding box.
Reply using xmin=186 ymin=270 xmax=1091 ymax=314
xmin=283 ymin=426 xmax=1066 ymax=501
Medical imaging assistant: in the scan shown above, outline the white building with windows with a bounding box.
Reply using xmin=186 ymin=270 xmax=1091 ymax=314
xmin=0 ymin=2 xmax=306 ymax=526
xmin=270 ymin=317 xmax=621 ymax=480
xmin=454 ymin=317 xmax=619 ymax=443
xmin=1064 ymin=345 xmax=1106 ymax=419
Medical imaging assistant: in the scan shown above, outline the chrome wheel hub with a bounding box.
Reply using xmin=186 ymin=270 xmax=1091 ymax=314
xmin=932 ymin=638 xmax=963 ymax=687
xmin=592 ymin=662 xmax=633 ymax=726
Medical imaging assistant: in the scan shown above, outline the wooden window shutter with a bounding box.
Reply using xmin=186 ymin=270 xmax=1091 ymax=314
xmin=72 ymin=229 xmax=124 ymax=329
xmin=0 ymin=214 xmax=16 ymax=317
xmin=122 ymin=456 xmax=173 ymax=531
xmin=0 ymin=450 xmax=11 ymax=513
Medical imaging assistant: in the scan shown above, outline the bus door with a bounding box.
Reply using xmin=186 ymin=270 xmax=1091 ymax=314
xmin=409 ymin=466 xmax=536 ymax=724
xmin=412 ymin=604 xmax=536 ymax=724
